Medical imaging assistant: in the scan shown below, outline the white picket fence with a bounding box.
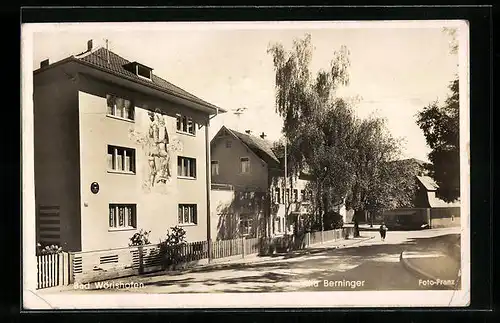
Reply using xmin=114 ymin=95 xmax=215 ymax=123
xmin=36 ymin=252 xmax=71 ymax=289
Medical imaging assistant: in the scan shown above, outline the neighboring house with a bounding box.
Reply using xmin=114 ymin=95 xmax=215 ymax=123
xmin=383 ymin=168 xmax=461 ymax=229
xmin=34 ymin=39 xmax=225 ymax=252
xmin=210 ymin=126 xmax=313 ymax=239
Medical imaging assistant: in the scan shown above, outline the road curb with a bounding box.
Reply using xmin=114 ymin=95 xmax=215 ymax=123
xmin=399 ymin=251 xmax=439 ymax=281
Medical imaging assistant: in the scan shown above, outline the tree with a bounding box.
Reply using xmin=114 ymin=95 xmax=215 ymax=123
xmin=416 ymin=78 xmax=460 ymax=202
xmin=267 ymin=34 xmax=354 ymax=228
xmin=346 ymin=115 xmax=418 ymax=235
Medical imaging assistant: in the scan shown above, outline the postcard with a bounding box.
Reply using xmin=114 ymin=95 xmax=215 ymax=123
xmin=21 ymin=20 xmax=470 ymax=309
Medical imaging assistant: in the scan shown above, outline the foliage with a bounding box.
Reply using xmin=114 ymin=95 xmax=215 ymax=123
xmin=129 ymin=229 xmax=151 ymax=247
xmin=347 ymin=116 xmax=418 ymax=214
xmin=267 ymin=34 xmax=357 ymax=218
xmin=323 ymin=211 xmax=344 ymax=230
xmin=416 ymin=78 xmax=460 ymax=202
xmin=268 ymin=34 xmax=416 ymax=223
xmin=159 ymin=226 xmax=187 ymax=266
xmin=37 ymin=242 xmax=62 ymax=255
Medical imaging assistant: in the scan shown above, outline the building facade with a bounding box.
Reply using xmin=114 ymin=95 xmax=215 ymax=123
xmin=34 ymin=40 xmax=225 ymax=252
xmin=210 ymin=126 xmax=313 ymax=239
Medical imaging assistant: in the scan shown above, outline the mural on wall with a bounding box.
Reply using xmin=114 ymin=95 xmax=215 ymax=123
xmin=129 ymin=108 xmax=183 ymax=193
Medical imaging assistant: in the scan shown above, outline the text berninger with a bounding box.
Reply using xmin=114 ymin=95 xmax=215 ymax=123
xmin=74 ymin=281 xmax=145 ymax=290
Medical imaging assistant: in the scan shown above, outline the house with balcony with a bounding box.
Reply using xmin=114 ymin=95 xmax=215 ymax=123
xmin=33 ymin=39 xmax=225 ymax=252
xmin=209 ymin=126 xmax=313 ymax=239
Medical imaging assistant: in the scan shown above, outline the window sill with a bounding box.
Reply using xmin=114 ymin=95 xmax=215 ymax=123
xmin=108 ymin=170 xmax=136 ymax=175
xmin=177 ymin=176 xmax=197 ymax=180
xmin=108 ymin=227 xmax=136 ymax=232
xmin=106 ymin=114 xmax=135 ymax=123
xmin=176 ymin=130 xmax=196 ymax=137
xmin=178 ymin=223 xmax=197 ymax=227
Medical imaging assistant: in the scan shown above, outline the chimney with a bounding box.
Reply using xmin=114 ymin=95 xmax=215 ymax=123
xmin=245 ymin=130 xmax=252 ymax=135
xmin=87 ymin=39 xmax=93 ymax=52
xmin=40 ymin=59 xmax=49 ymax=68
xmin=260 ymin=132 xmax=267 ymax=139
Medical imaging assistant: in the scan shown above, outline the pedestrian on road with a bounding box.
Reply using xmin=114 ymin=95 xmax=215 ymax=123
xmin=379 ymin=222 xmax=388 ymax=241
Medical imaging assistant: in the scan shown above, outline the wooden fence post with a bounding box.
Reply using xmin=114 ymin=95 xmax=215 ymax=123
xmin=68 ymin=253 xmax=74 ymax=284
xmin=242 ymin=236 xmax=246 ymax=258
xmin=138 ymin=246 xmax=144 ymax=275
xmin=208 ymin=239 xmax=213 ymax=262
xmin=59 ymin=252 xmax=68 ymax=286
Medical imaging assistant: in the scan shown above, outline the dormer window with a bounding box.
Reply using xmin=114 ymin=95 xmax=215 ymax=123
xmin=123 ymin=62 xmax=153 ymax=81
xmin=136 ymin=64 xmax=152 ymax=80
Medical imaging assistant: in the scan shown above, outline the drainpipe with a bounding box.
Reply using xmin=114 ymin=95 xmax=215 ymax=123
xmin=206 ymin=108 xmax=218 ymax=263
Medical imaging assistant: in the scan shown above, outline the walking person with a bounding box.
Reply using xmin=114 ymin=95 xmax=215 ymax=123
xmin=379 ymin=222 xmax=388 ymax=241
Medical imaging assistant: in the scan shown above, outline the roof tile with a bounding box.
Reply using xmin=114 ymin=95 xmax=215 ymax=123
xmin=75 ymin=47 xmax=221 ymax=111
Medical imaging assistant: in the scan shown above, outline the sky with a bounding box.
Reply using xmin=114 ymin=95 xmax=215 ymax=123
xmin=28 ymin=21 xmax=463 ymax=162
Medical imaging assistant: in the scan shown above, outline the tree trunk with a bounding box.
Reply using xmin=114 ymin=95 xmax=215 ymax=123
xmin=353 ymin=209 xmax=364 ymax=237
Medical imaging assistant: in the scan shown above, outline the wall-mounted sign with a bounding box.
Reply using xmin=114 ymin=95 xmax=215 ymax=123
xmin=90 ymin=182 xmax=100 ymax=194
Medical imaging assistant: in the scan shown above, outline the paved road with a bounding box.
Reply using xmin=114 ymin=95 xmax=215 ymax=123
xmin=46 ymin=227 xmax=461 ymax=295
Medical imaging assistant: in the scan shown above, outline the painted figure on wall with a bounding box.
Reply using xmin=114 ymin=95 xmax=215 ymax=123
xmin=129 ymin=107 xmax=183 ymax=193
xmin=147 ymin=109 xmax=171 ymax=186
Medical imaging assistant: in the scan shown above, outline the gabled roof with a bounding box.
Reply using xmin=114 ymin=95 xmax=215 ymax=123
xmin=212 ymin=126 xmax=280 ymax=166
xmin=426 ymin=193 xmax=461 ymax=208
xmin=35 ymin=45 xmax=225 ymax=113
xmin=417 ymin=175 xmax=460 ymax=208
xmin=417 ymin=176 xmax=439 ymax=191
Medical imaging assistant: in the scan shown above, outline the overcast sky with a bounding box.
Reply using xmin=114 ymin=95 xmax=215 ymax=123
xmin=28 ymin=21 xmax=463 ymax=162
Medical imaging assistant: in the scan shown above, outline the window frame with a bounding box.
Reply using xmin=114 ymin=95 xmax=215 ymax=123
xmin=239 ymin=214 xmax=253 ymax=236
xmin=136 ymin=64 xmax=152 ymax=80
xmin=177 ymin=156 xmax=197 ymax=179
xmin=211 ymin=160 xmax=219 ymax=176
xmin=107 ymin=145 xmax=136 ymax=174
xmin=176 ymin=113 xmax=196 ymax=136
xmin=108 ymin=204 xmax=137 ymax=231
xmin=240 ymin=156 xmax=251 ymax=174
xmin=178 ymin=204 xmax=198 ymax=226
xmin=106 ymin=94 xmax=135 ymax=122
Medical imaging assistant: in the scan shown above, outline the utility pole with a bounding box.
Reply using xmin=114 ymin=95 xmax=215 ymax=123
xmin=284 ymin=138 xmax=287 ymax=235
xmin=321 ymin=167 xmax=326 ymax=244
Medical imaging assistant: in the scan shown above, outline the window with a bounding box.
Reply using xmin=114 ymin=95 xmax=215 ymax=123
xmin=106 ymin=95 xmax=134 ymax=121
xmin=178 ymin=204 xmax=197 ymax=225
xmin=225 ymin=140 xmax=232 ymax=148
xmin=240 ymin=157 xmax=250 ymax=174
xmin=293 ymin=189 xmax=298 ymax=202
xmin=176 ymin=114 xmax=195 ymax=135
xmin=286 ymin=189 xmax=290 ymax=203
xmin=108 ymin=145 xmax=136 ymax=173
xmin=301 ymin=190 xmax=306 ymax=201
xmin=275 ymin=188 xmax=281 ymax=204
xmin=109 ymin=204 xmax=136 ymax=230
xmin=178 ymin=156 xmax=196 ymax=178
xmin=211 ymin=161 xmax=219 ymax=176
xmin=239 ymin=214 xmax=253 ymax=236
xmin=136 ymin=65 xmax=152 ymax=80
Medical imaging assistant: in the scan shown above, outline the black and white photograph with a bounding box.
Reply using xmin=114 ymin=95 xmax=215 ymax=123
xmin=21 ymin=20 xmax=470 ymax=308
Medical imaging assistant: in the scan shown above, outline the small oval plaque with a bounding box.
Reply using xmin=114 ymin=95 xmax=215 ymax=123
xmin=90 ymin=182 xmax=99 ymax=194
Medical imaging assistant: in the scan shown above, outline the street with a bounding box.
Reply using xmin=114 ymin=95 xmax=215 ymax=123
xmin=54 ymin=227 xmax=461 ymax=294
